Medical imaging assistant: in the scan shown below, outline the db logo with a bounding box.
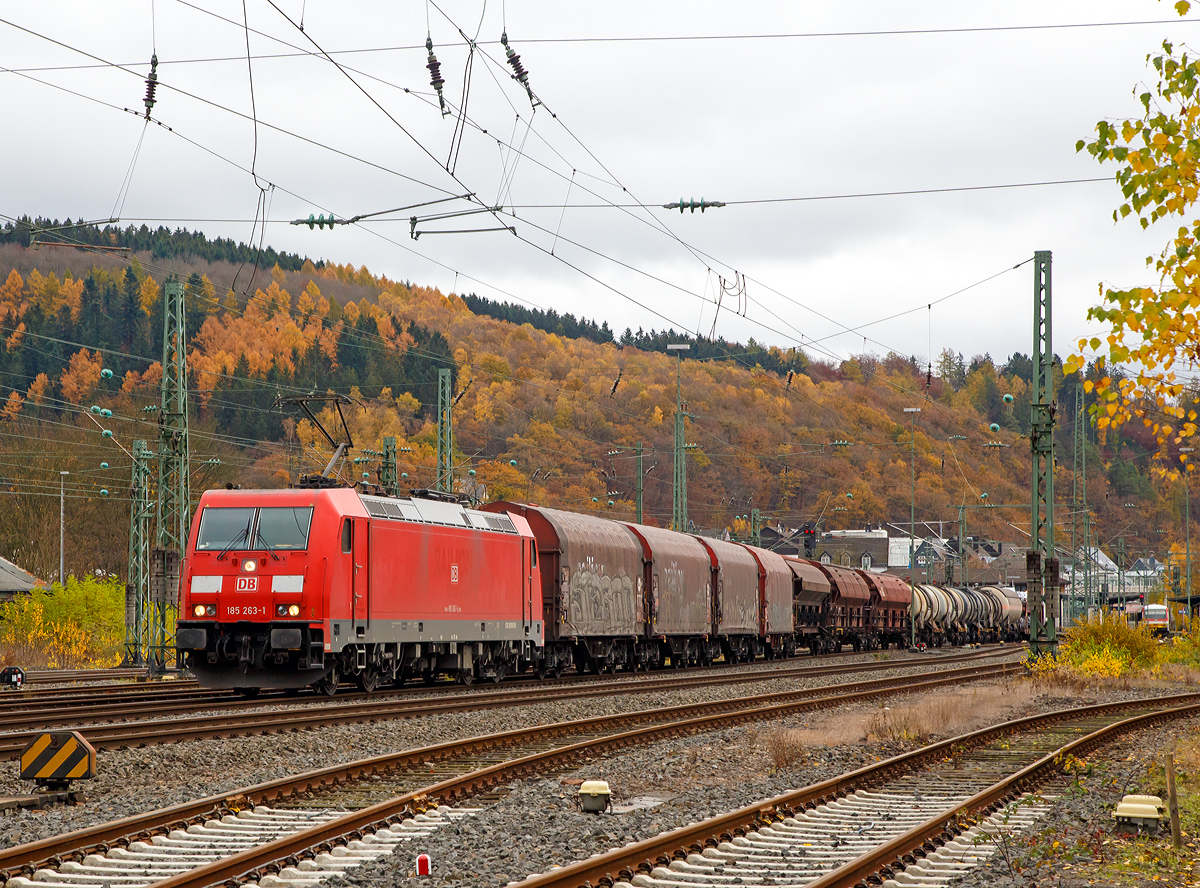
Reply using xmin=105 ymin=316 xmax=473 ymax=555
xmin=235 ymin=576 xmax=258 ymax=592
xmin=450 ymin=564 xmax=459 ymax=584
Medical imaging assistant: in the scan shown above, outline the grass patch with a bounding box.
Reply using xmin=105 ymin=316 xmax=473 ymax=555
xmin=864 ymin=682 xmax=1035 ymax=744
xmin=762 ymin=727 xmax=807 ymax=769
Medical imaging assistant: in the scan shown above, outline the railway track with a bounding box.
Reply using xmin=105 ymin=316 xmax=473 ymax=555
xmin=0 ymin=660 xmax=1022 ymax=888
xmin=20 ymin=668 xmax=160 ymax=686
xmin=2 ymin=645 xmax=1022 ymax=710
xmin=0 ymin=647 xmax=1020 ymax=756
xmin=515 ymin=696 xmax=1200 ymax=888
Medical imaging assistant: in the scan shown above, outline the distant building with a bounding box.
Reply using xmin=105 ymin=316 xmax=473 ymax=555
xmin=760 ymin=525 xmax=800 ymax=556
xmin=817 ymin=528 xmax=889 ymax=570
xmin=0 ymin=553 xmax=39 ymax=602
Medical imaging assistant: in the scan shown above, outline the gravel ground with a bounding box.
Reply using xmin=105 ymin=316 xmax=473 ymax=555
xmin=5 ymin=653 xmax=1195 ymax=886
xmin=0 ymin=650 xmax=1020 ymax=849
xmin=939 ymin=714 xmax=1200 ymax=888
xmin=325 ymin=682 xmax=1200 ymax=888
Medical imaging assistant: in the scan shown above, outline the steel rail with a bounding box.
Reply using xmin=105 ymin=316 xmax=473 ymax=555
xmin=512 ymin=693 xmax=1200 ymax=888
xmin=21 ymin=668 xmax=153 ymax=685
xmin=139 ymin=663 xmax=1021 ymax=888
xmin=0 ymin=662 xmax=1019 ymax=880
xmin=0 ymin=649 xmax=1020 ymax=755
xmin=803 ymin=699 xmax=1200 ymax=888
xmin=0 ymin=644 xmax=1017 ymax=714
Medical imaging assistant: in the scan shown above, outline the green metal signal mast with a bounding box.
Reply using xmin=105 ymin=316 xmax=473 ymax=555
xmin=1028 ymin=251 xmax=1060 ymax=656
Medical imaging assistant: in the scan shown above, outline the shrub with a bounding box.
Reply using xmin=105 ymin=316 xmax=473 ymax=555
xmin=0 ymin=575 xmax=126 ymax=667
xmin=1161 ymin=616 xmax=1200 ymax=668
xmin=1029 ymin=613 xmax=1158 ymax=681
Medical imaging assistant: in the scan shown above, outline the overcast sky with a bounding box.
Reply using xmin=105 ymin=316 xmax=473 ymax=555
xmin=3 ymin=1 xmax=1196 ymax=369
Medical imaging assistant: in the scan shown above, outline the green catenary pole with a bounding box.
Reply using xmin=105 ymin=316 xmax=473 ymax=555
xmin=1029 ymin=251 xmax=1058 ymax=655
xmin=381 ymin=436 xmax=398 ymax=496
xmin=436 ymin=368 xmax=454 ymax=493
xmin=153 ymin=279 xmax=189 ymax=669
xmin=635 ymin=441 xmax=644 ymax=524
xmin=669 ymin=344 xmax=690 ymax=530
xmin=125 ymin=439 xmax=153 ymax=666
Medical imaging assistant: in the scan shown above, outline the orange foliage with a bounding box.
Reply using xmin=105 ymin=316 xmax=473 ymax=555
xmin=1 ymin=391 xmax=22 ymax=421
xmin=5 ymin=322 xmax=25 ymax=352
xmin=139 ymin=275 xmax=159 ymax=314
xmin=26 ymin=373 xmax=49 ymax=405
xmin=0 ymin=269 xmax=23 ymax=319
xmin=60 ymin=276 xmax=84 ymax=320
xmin=58 ymin=349 xmax=104 ymax=405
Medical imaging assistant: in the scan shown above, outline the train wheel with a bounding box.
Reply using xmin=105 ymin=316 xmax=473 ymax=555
xmin=357 ymin=669 xmax=380 ymax=694
xmin=552 ymin=663 xmax=565 ymax=679
xmin=422 ymin=669 xmax=435 ymax=686
xmin=316 ymin=668 xmax=339 ymax=697
xmin=459 ymin=669 xmax=474 ymax=686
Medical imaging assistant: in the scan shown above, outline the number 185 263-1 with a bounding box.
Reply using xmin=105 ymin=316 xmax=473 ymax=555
xmin=226 ymin=606 xmax=267 ymax=617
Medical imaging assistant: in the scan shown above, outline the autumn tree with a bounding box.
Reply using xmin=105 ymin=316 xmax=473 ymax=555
xmin=1068 ymin=9 xmax=1200 ymax=472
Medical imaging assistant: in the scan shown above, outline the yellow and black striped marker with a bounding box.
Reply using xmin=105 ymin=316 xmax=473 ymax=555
xmin=20 ymin=731 xmax=96 ymax=788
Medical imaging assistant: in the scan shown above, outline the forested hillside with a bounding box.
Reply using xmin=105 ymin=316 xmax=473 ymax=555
xmin=0 ymin=222 xmax=1185 ymax=582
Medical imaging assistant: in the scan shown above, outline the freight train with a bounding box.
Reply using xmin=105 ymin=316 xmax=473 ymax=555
xmin=174 ymin=487 xmax=1026 ymax=694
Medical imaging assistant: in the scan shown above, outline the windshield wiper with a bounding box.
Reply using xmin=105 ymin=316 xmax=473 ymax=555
xmin=255 ymin=529 xmax=282 ymax=560
xmin=216 ymin=526 xmax=250 ymax=561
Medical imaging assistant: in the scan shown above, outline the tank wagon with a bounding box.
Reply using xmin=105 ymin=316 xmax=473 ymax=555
xmin=909 ymin=583 xmax=1025 ymax=647
xmin=176 ymin=486 xmax=1026 ymax=694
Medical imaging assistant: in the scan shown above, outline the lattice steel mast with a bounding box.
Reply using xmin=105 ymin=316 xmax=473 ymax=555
xmin=151 ymin=279 xmax=189 ymax=668
xmin=1028 ymin=251 xmax=1059 ymax=655
xmin=436 ymin=368 xmax=454 ymax=492
xmin=124 ymin=439 xmax=153 ymax=665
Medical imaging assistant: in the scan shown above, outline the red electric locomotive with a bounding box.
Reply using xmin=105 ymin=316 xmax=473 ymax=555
xmin=175 ymin=487 xmax=542 ymax=694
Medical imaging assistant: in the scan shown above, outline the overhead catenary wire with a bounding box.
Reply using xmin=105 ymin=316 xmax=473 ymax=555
xmin=0 ymin=8 xmax=1082 ymax=383
xmin=2 ymin=13 xmax=1041 ymax=460
xmin=8 ymin=16 xmax=1200 ymax=76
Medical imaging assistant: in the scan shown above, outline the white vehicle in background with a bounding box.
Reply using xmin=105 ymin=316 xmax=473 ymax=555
xmin=1142 ymin=603 xmax=1170 ymax=638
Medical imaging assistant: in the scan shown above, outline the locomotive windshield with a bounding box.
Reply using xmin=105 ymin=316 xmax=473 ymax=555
xmin=196 ymin=508 xmax=255 ymax=550
xmin=256 ymin=507 xmax=313 ymax=550
xmin=195 ymin=506 xmax=313 ymax=551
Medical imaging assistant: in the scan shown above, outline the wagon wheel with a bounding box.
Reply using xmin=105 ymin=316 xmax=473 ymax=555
xmin=491 ymin=664 xmax=507 ymax=684
xmin=459 ymin=668 xmax=474 ymax=686
xmin=422 ymin=669 xmax=436 ymax=686
xmin=316 ymin=667 xmax=339 ymax=697
xmin=552 ymin=663 xmax=565 ymax=679
xmin=535 ymin=661 xmax=548 ymax=680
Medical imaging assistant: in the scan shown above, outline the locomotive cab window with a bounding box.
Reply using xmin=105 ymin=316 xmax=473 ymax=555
xmin=195 ymin=506 xmax=313 ymax=552
xmin=341 ymin=518 xmax=353 ymax=553
xmin=196 ymin=507 xmax=255 ymax=551
xmin=531 ymin=546 xmax=537 ymax=567
xmin=256 ymin=507 xmax=313 ymax=550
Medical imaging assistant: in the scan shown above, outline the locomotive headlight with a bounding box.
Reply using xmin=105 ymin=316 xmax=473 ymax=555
xmin=206 ymin=605 xmax=217 ymax=616
xmin=276 ymin=604 xmax=287 ymax=616
xmin=193 ymin=604 xmax=206 ymax=617
xmin=287 ymin=604 xmax=300 ymax=617
xmin=242 ymin=558 xmax=257 ymax=572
